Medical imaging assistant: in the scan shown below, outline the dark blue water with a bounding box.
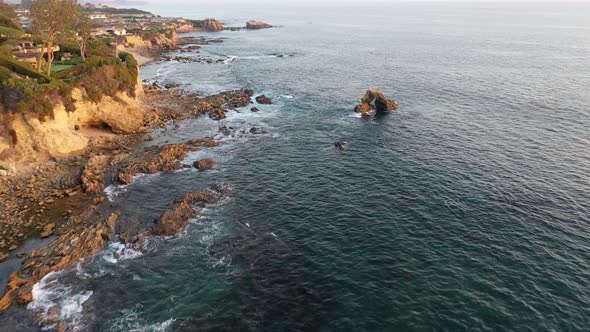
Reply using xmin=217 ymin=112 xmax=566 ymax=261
xmin=25 ymin=2 xmax=590 ymax=331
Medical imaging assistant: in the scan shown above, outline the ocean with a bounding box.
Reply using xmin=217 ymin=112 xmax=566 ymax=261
xmin=18 ymin=2 xmax=590 ymax=331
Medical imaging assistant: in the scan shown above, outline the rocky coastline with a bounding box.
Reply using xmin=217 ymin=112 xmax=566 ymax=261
xmin=0 ymin=21 xmax=276 ymax=328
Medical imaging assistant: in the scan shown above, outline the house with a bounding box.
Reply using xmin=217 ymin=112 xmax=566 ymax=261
xmin=61 ymin=52 xmax=72 ymax=61
xmin=12 ymin=42 xmax=61 ymax=67
xmin=14 ymin=54 xmax=37 ymax=67
xmin=93 ymin=27 xmax=127 ymax=36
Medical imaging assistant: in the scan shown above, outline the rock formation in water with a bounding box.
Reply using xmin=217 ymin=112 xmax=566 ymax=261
xmin=246 ymin=20 xmax=273 ymax=30
xmin=256 ymin=95 xmax=273 ymax=104
xmin=191 ymin=18 xmax=224 ymax=32
xmin=117 ymin=138 xmax=219 ymax=184
xmin=151 ymin=185 xmax=231 ymax=236
xmin=194 ymin=158 xmax=216 ymax=170
xmin=354 ymin=89 xmax=398 ymax=115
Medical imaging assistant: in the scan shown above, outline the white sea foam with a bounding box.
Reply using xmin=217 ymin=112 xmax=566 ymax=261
xmin=28 ymin=272 xmax=93 ymax=331
xmin=104 ymin=172 xmax=164 ymax=202
xmin=104 ymin=184 xmax=127 ymax=202
xmin=106 ymin=306 xmax=175 ymax=332
xmin=223 ymin=55 xmax=239 ymax=64
xmin=102 ymin=242 xmax=143 ymax=264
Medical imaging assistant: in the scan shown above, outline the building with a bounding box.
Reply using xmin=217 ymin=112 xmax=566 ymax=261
xmin=93 ymin=27 xmax=127 ymax=36
xmin=89 ymin=14 xmax=107 ymax=20
xmin=12 ymin=42 xmax=61 ymax=68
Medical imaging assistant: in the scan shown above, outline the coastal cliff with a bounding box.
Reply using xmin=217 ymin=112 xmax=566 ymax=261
xmin=121 ymin=31 xmax=178 ymax=50
xmin=0 ymin=65 xmax=153 ymax=163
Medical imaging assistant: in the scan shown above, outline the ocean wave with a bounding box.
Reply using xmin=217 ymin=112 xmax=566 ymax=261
xmin=223 ymin=55 xmax=239 ymax=64
xmin=104 ymin=184 xmax=128 ymax=202
xmin=102 ymin=242 xmax=143 ymax=264
xmin=28 ymin=272 xmax=93 ymax=331
xmin=105 ymin=306 xmax=174 ymax=332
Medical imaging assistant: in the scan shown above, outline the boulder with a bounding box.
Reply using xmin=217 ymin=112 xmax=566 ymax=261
xmin=246 ymin=20 xmax=273 ymax=30
xmin=194 ymin=158 xmax=216 ymax=171
xmin=255 ymin=95 xmax=273 ymax=105
xmin=354 ymin=89 xmax=397 ymax=114
xmin=250 ymin=107 xmax=260 ymax=112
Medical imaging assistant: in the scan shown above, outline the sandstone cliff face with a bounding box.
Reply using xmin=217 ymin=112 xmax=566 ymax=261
xmin=0 ymin=73 xmax=153 ymax=163
xmin=122 ymin=31 xmax=178 ymax=50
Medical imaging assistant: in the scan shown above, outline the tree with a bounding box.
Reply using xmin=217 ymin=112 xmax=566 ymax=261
xmin=0 ymin=0 xmax=16 ymax=20
xmin=31 ymin=0 xmax=80 ymax=75
xmin=72 ymin=13 xmax=92 ymax=62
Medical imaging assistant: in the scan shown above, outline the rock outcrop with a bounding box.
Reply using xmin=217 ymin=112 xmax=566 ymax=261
xmin=191 ymin=18 xmax=224 ymax=32
xmin=0 ymin=212 xmax=119 ymax=311
xmin=81 ymin=154 xmax=110 ymax=194
xmin=117 ymin=138 xmax=219 ymax=184
xmin=246 ymin=20 xmax=273 ymax=30
xmin=354 ymin=89 xmax=398 ymax=115
xmin=151 ymin=185 xmax=231 ymax=236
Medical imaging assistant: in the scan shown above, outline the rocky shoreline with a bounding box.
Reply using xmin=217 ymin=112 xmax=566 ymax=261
xmin=0 ymin=30 xmax=275 ymax=328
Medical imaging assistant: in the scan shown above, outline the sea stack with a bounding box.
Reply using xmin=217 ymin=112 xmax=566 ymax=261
xmin=354 ymin=89 xmax=397 ymax=115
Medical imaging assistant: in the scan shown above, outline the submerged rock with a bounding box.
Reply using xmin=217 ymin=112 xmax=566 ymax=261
xmin=334 ymin=141 xmax=347 ymax=150
xmin=354 ymin=89 xmax=397 ymax=114
xmin=249 ymin=127 xmax=267 ymax=135
xmin=250 ymin=107 xmax=260 ymax=112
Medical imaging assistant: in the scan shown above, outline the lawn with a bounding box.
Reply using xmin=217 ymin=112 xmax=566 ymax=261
xmin=0 ymin=26 xmax=25 ymax=38
xmin=51 ymin=64 xmax=75 ymax=73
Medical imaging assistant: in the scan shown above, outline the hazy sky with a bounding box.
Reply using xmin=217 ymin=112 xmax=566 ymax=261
xmin=99 ymin=0 xmax=588 ymax=4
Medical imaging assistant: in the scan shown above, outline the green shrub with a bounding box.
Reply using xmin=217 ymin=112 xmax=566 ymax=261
xmin=1 ymin=49 xmax=139 ymax=120
xmin=59 ymin=39 xmax=81 ymax=55
xmin=0 ymin=14 xmax=19 ymax=30
xmin=0 ymin=53 xmax=51 ymax=82
xmin=0 ymin=26 xmax=24 ymax=38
